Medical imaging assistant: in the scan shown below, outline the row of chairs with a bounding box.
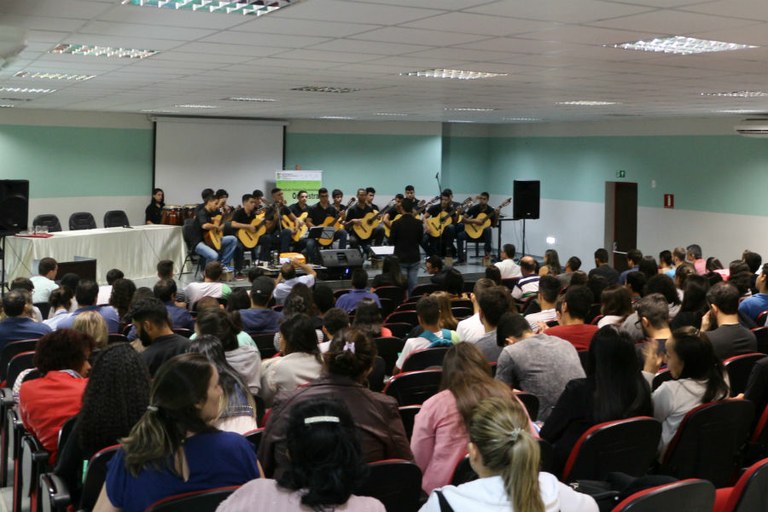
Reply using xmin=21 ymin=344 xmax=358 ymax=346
xmin=32 ymin=211 xmax=130 ymax=232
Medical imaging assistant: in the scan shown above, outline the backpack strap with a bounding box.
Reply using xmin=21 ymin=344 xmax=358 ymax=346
xmin=435 ymin=490 xmax=455 ymax=512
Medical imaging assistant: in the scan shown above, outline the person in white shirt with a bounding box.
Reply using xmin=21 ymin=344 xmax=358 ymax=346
xmin=30 ymin=257 xmax=59 ymax=305
xmin=273 ymin=258 xmax=316 ymax=305
xmin=394 ymin=295 xmax=458 ymax=374
xmin=96 ymin=268 xmax=124 ymax=305
xmin=457 ymin=278 xmax=496 ymax=343
xmin=184 ymin=261 xmax=232 ymax=310
xmin=494 ymin=244 xmax=521 ymax=280
xmin=420 ymin=396 xmax=597 ymax=512
xmin=523 ymin=275 xmax=560 ymax=332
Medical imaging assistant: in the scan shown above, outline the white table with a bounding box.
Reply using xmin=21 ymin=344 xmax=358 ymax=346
xmin=5 ymin=225 xmax=185 ymax=284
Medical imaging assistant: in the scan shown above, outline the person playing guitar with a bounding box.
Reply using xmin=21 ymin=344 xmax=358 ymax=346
xmin=263 ymin=187 xmax=301 ymax=254
xmin=305 ymin=187 xmax=351 ymax=264
xmin=286 ymin=190 xmax=311 ymax=252
xmin=230 ymin=193 xmax=271 ymax=275
xmin=456 ymin=191 xmax=498 ymax=265
xmin=193 ymin=193 xmax=237 ymax=272
xmin=345 ymin=188 xmax=386 ymax=258
xmin=423 ymin=189 xmax=469 ymax=261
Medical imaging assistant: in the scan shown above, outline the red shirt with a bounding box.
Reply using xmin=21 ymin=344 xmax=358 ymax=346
xmin=19 ymin=371 xmax=87 ymax=463
xmin=545 ymin=324 xmax=599 ymax=352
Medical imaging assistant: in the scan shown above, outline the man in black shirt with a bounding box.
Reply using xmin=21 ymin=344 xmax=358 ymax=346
xmin=264 ymin=187 xmax=301 ymax=254
xmin=588 ymin=248 xmax=620 ymax=285
xmin=144 ymin=188 xmax=164 ymax=224
xmin=457 ymin=192 xmax=496 ymax=264
xmin=306 ymin=187 xmax=348 ymax=264
xmin=346 ymin=188 xmax=384 ymax=257
xmin=390 ymin=198 xmax=424 ymax=295
xmin=130 ymin=297 xmax=190 ymax=377
xmin=423 ymin=190 xmax=457 ymax=259
xmin=192 ymin=194 xmax=237 ymax=271
xmin=231 ymin=193 xmax=271 ymax=273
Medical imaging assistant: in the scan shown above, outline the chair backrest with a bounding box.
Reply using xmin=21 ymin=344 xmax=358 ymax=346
xmin=661 ymin=399 xmax=755 ymax=487
xmin=181 ymin=219 xmax=198 ymax=250
xmin=383 ymin=369 xmax=442 ymax=406
xmin=757 ymin=310 xmax=768 ymax=327
xmin=514 ymin=391 xmax=539 ymax=421
xmin=34 ymin=302 xmax=51 ymax=322
xmin=501 ymin=277 xmax=520 ymax=291
xmin=377 ymin=297 xmax=396 ymax=319
xmin=722 ymin=457 xmax=768 ymax=512
xmin=384 ymin=310 xmax=419 ymax=327
xmin=248 ymin=332 xmax=278 ymax=359
xmin=7 ymin=351 xmax=36 ymax=389
xmin=355 ymin=459 xmax=422 ymax=512
xmin=451 ymin=306 xmax=473 ymax=319
xmin=724 ymin=352 xmax=766 ymax=396
xmin=368 ymin=356 xmax=386 ymax=392
xmin=450 ymin=455 xmax=476 ymax=486
xmin=145 ymin=486 xmax=240 ymax=512
xmin=39 ymin=472 xmax=69 ymax=512
xmin=68 ymin=212 xmax=96 ymax=230
xmin=398 ymin=405 xmax=421 ymax=441
xmin=243 ymin=428 xmax=263 ymax=453
xmin=374 ymin=337 xmax=405 ymax=375
xmin=374 ymin=286 xmax=406 ymax=307
xmin=612 ymin=478 xmax=715 ymax=512
xmin=80 ymin=445 xmax=120 ymax=511
xmin=381 ymin=322 xmax=412 ymax=339
xmin=577 ymin=350 xmax=591 ymax=374
xmin=172 ymin=328 xmax=193 ymax=339
xmin=107 ymin=333 xmax=128 ymax=344
xmin=401 ymin=347 xmax=449 ymax=372
xmin=32 ymin=214 xmax=61 ymax=233
xmin=561 ymin=416 xmax=662 ymax=482
xmin=333 ymin=288 xmax=351 ymax=300
xmin=57 ymin=416 xmax=77 ymax=454
xmin=20 ymin=434 xmax=49 ymax=504
xmin=0 ymin=339 xmax=37 ymax=383
xmin=103 ymin=210 xmax=129 ymax=228
xmin=652 ymin=369 xmax=673 ymax=391
xmin=752 ymin=327 xmax=768 ymax=354
xmin=410 ymin=283 xmax=438 ymax=298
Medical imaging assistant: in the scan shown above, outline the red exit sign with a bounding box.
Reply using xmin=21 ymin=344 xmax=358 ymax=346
xmin=664 ymin=194 xmax=674 ymax=209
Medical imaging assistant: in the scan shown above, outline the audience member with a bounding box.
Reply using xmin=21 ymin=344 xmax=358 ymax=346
xmin=95 ymin=353 xmax=259 ymax=512
xmin=57 ymin=279 xmax=120 ymax=333
xmin=259 ymin=328 xmax=412 ymax=479
xmin=72 ymin=310 xmax=108 ymax=349
xmin=426 ymin=256 xmax=448 ymax=286
xmin=629 ymin=293 xmax=672 ymax=347
xmin=273 ymin=258 xmax=316 ymax=305
xmin=44 ymin=288 xmax=74 ymax=329
xmin=523 ymin=275 xmax=560 ymax=331
xmin=30 ymin=257 xmax=58 ymax=304
xmin=320 ymin=308 xmax=350 ymax=352
xmin=312 ymin=284 xmax=336 ymax=314
xmin=495 ymin=312 xmax=585 ymax=421
xmin=432 ymin=291 xmax=459 ymax=330
xmin=420 ymin=397 xmax=597 ymax=512
xmin=659 ymin=250 xmax=675 ymax=277
xmin=10 ymin=277 xmax=44 ymax=322
xmin=743 ymin=250 xmax=762 ymax=295
xmin=106 ymin=277 xmax=136 ymax=325
xmin=686 ymin=243 xmax=706 ymax=275
xmin=622 ymin=275 xmax=680 ymax=341
xmin=239 ymin=277 xmax=282 ymax=333
xmin=184 ymin=261 xmax=232 ymax=309
xmin=394 ymin=296 xmax=459 ymax=374
xmin=484 ymin=265 xmax=502 ymax=285
xmin=0 ymin=289 xmax=52 ymax=346
xmin=624 ymin=270 xmax=646 ymax=304
xmin=152 ymin=279 xmax=194 ymax=331
xmin=539 ymin=249 xmax=562 ymax=276
xmin=702 ymin=282 xmax=757 ymax=360
xmin=669 ymin=274 xmax=709 ymax=329
xmin=511 ymin=256 xmax=539 ymax=301
xmin=156 ymin=259 xmax=174 ymax=280
xmin=220 ymin=398 xmax=385 ymax=511
xmin=473 ymin=286 xmax=511 ymax=362
xmin=638 ymin=255 xmax=658 ymax=281
xmin=372 ymin=255 xmax=407 ymax=290
xmin=494 ymin=244 xmax=521 ymax=279
xmin=597 ymin=285 xmax=632 ymax=328
xmin=97 ymin=268 xmax=124 ymax=305
xmin=545 ymin=286 xmax=598 ymax=351
xmin=335 ymin=268 xmax=381 ymax=312
xmin=352 ymin=299 xmax=392 ymax=338
xmin=130 ymin=297 xmax=191 ymax=376
xmin=442 ymin=268 xmax=467 ymax=298
xmin=456 ymin=279 xmax=497 ymax=343
xmin=588 ymin=248 xmax=619 ymax=285
xmin=618 ymin=249 xmax=643 ymax=285
xmin=557 ymin=256 xmax=582 ymax=289
xmin=59 ymin=273 xmax=81 ymax=311
xmin=738 ymin=263 xmax=768 ymax=326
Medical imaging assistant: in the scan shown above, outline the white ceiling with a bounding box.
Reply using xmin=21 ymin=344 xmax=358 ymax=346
xmin=2 ymin=0 xmax=768 ymax=123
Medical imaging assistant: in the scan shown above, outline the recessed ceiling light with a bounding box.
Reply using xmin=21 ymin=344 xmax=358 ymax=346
xmin=0 ymin=104 xmax=14 ymax=108
xmin=51 ymin=43 xmax=157 ymax=59
xmin=556 ymin=100 xmax=617 ymax=106
xmin=701 ymin=91 xmax=768 ymax=98
xmin=318 ymin=116 xmax=355 ymax=120
xmin=502 ymin=117 xmax=540 ymax=121
xmin=14 ymin=71 xmax=95 ymax=81
xmin=401 ymin=69 xmax=507 ymax=80
xmin=375 ymin=112 xmax=408 ymax=117
xmin=444 ymin=107 xmax=496 ymax=112
xmin=446 ymin=120 xmax=475 ymax=123
xmin=609 ymin=36 xmax=757 ymax=55
xmin=292 ymin=86 xmax=359 ymax=94
xmin=717 ymin=109 xmax=767 ymax=114
xmin=140 ymin=108 xmax=180 ymax=113
xmin=0 ymin=87 xmax=55 ymax=94
xmin=224 ymin=97 xmax=277 ymax=102
xmin=173 ymin=104 xmax=218 ymax=109
xmin=122 ymin=0 xmax=302 ymax=17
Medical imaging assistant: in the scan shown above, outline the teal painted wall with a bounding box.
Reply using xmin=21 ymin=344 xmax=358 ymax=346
xmin=0 ymin=124 xmax=153 ymax=198
xmin=285 ymin=133 xmax=442 ymax=197
xmin=441 ymin=135 xmax=489 ymax=194
xmin=488 ymin=135 xmax=768 ymax=215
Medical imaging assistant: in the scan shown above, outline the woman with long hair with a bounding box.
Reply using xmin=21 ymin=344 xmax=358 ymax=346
xmin=372 ymin=255 xmax=407 ymax=290
xmin=643 ymin=326 xmax=730 ymax=455
xmin=259 ymin=328 xmax=412 ymax=480
xmin=108 ymin=278 xmax=137 ymax=325
xmin=219 ymin=398 xmax=385 ymax=511
xmin=55 ymin=344 xmax=150 ymax=507
xmin=432 ymin=291 xmax=459 ymax=330
xmin=421 ymin=397 xmax=597 ymax=512
xmin=597 ymin=285 xmax=633 ymax=327
xmin=411 ymin=343 xmax=534 ymax=493
xmin=44 ymin=287 xmax=73 ymax=328
xmin=73 ymin=310 xmax=109 ymax=349
xmin=94 ymin=353 xmax=259 ymax=512
xmin=541 ymin=326 xmax=652 ymax=474
xmin=539 ymin=249 xmax=562 ymax=277
xmin=352 ymin=299 xmax=392 ymax=338
xmin=670 ymin=274 xmax=710 ymax=330
xmin=188 ymin=335 xmax=258 ymax=434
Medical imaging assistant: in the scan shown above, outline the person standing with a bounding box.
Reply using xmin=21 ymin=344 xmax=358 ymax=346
xmin=389 ymin=198 xmax=424 ymax=295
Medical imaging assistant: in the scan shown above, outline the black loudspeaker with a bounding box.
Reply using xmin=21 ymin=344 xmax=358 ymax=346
xmin=0 ymin=180 xmax=29 ymax=235
xmin=319 ymin=249 xmax=364 ymax=280
xmin=513 ymin=180 xmax=540 ymax=220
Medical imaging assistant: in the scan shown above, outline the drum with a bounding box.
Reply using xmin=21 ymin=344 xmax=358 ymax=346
xmin=161 ymin=205 xmax=182 ymax=226
xmin=182 ymin=204 xmax=198 ymax=222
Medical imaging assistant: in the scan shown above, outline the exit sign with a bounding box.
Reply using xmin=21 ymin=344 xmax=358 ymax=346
xmin=616 ymin=170 xmax=626 ymax=178
xmin=664 ymin=194 xmax=674 ymax=209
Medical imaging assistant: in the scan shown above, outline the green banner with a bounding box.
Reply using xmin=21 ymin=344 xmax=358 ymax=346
xmin=276 ymin=170 xmax=323 ymax=201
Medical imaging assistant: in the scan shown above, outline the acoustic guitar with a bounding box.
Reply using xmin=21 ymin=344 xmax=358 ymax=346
xmin=318 ymin=198 xmax=355 ymax=246
xmin=425 ymin=197 xmax=473 ymax=238
xmin=281 ymin=211 xmax=309 ymax=242
xmin=463 ymin=197 xmax=512 ymax=239
xmin=352 ymin=199 xmax=395 ymax=240
xmin=204 ymin=214 xmax=224 ymax=250
xmin=236 ymin=205 xmax=269 ymax=249
xmin=384 ymin=196 xmax=440 ymax=238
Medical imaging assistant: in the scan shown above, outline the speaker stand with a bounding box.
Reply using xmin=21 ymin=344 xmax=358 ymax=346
xmin=0 ymin=235 xmax=6 ymax=296
xmin=521 ymin=218 xmax=527 ymax=257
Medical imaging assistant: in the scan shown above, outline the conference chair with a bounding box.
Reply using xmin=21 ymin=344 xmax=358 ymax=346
xmin=450 ymin=455 xmax=476 ymax=486
xmin=145 ymin=486 xmax=240 ymax=512
xmin=398 ymin=405 xmax=421 ymax=441
xmin=659 ymin=399 xmax=754 ymax=487
xmin=450 ymin=306 xmax=473 ymax=319
xmin=0 ymin=340 xmax=38 ymax=385
xmin=373 ymin=337 xmax=405 ymax=375
xmin=19 ymin=434 xmax=49 ymax=512
xmin=384 ymin=310 xmax=418 ymax=327
xmin=383 ymin=369 xmax=442 ymax=406
xmin=751 ymin=327 xmax=768 ymax=354
xmin=652 ymin=368 xmax=673 ymax=391
xmin=31 ymin=215 xmax=61 ymax=233
xmin=377 ymin=297 xmax=396 ymax=318
xmin=7 ymin=351 xmax=36 ymax=391
xmin=724 ymin=352 xmax=765 ymax=396
xmin=410 ymin=283 xmax=438 ymax=298
xmin=373 ymin=285 xmax=406 ymax=308
xmin=180 ymin=219 xmax=203 ymax=278
xmin=248 ymin=332 xmax=278 ymax=359
xmin=560 ymin=416 xmax=661 ymax=483
xmin=612 ymin=479 xmax=715 ymax=512
xmin=333 ymin=288 xmax=351 ymax=300
xmin=243 ymin=428 xmax=263 ymax=455
xmin=514 ymin=391 xmax=540 ymax=421
xmin=400 ymin=347 xmax=449 ymax=372
xmin=355 ymin=460 xmax=422 ymax=512
xmin=381 ymin=322 xmax=412 ymax=339
xmin=367 ymin=356 xmax=386 ymax=392
xmin=713 ymin=457 xmax=768 ymax=512
xmin=103 ymin=210 xmax=129 ymax=228
xmin=68 ymin=212 xmax=96 ymax=230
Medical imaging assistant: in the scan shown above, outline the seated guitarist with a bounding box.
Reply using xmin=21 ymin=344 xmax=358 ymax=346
xmin=264 ymin=187 xmax=299 ymax=254
xmin=305 ymin=187 xmax=348 ymax=264
xmin=231 ymin=193 xmax=271 ymax=275
xmin=457 ymin=191 xmax=496 ymax=265
xmin=287 ymin=190 xmax=311 ymax=253
xmin=422 ymin=189 xmax=458 ymax=259
xmin=345 ymin=188 xmax=383 ymax=257
xmin=192 ymin=194 xmax=237 ymax=271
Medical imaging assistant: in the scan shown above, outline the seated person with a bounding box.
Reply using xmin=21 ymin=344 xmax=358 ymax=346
xmin=30 ymin=257 xmax=59 ymax=304
xmin=183 ymin=261 xmax=232 ymax=310
xmin=273 ymin=258 xmax=316 ymax=305
xmin=56 ymin=279 xmax=120 ymax=333
xmin=239 ymin=277 xmax=282 ymax=333
xmin=0 ymin=289 xmax=52 ymax=346
xmin=153 ymin=279 xmax=194 ymax=331
xmin=335 ymin=268 xmax=381 ymax=313
xmin=394 ymin=295 xmax=459 ymax=374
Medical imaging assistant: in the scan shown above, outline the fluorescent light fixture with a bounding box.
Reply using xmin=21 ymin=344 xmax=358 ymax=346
xmin=503 ymin=117 xmax=540 ymax=121
xmin=51 ymin=43 xmax=157 ymax=59
xmin=444 ymin=107 xmax=496 ymax=112
xmin=401 ymin=68 xmax=507 ymax=80
xmin=318 ymin=116 xmax=355 ymax=120
xmin=140 ymin=108 xmax=180 ymax=113
xmin=701 ymin=91 xmax=768 ymax=98
xmin=718 ymin=109 xmax=767 ymax=114
xmin=0 ymin=104 xmax=14 ymax=108
xmin=375 ymin=112 xmax=408 ymax=117
xmin=292 ymin=86 xmax=359 ymax=94
xmin=557 ymin=100 xmax=617 ymax=106
xmin=122 ymin=0 xmax=302 ymax=17
xmin=225 ymin=97 xmax=277 ymax=102
xmin=609 ymin=36 xmax=757 ymax=55
xmin=14 ymin=71 xmax=95 ymax=81
xmin=173 ymin=104 xmax=218 ymax=109
xmin=0 ymin=87 xmax=55 ymax=93
xmin=546 ymin=236 xmax=556 ymax=245
xmin=446 ymin=120 xmax=475 ymax=123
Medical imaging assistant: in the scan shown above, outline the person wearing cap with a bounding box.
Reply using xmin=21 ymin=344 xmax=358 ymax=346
xmin=240 ymin=277 xmax=283 ymax=333
xmin=456 ymin=191 xmax=497 ymax=265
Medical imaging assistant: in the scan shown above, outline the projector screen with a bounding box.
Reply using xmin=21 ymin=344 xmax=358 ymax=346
xmin=153 ymin=117 xmax=286 ymax=207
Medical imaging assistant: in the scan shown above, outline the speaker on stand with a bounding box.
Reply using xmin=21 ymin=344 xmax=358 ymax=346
xmin=512 ymin=180 xmax=540 ymax=256
xmin=0 ymin=180 xmax=30 ymax=295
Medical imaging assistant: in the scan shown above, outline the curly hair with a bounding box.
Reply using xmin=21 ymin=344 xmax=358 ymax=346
xmin=77 ymin=343 xmax=150 ymax=455
xmin=34 ymin=329 xmax=95 ymax=374
xmin=323 ymin=328 xmax=376 ymax=382
xmin=109 ymin=278 xmax=137 ymax=320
